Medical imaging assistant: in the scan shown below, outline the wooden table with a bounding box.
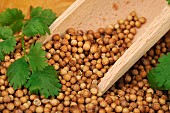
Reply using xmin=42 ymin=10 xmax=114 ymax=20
xmin=0 ymin=0 xmax=75 ymax=18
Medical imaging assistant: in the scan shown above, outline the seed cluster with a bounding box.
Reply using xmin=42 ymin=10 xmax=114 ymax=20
xmin=45 ymin=11 xmax=145 ymax=83
xmin=0 ymin=11 xmax=170 ymax=113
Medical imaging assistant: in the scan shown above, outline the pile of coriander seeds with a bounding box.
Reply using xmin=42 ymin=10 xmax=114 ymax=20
xmin=0 ymin=11 xmax=170 ymax=113
xmin=45 ymin=11 xmax=146 ymax=84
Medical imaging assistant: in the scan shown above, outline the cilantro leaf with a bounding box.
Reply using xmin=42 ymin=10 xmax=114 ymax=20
xmin=167 ymin=0 xmax=170 ymax=4
xmin=28 ymin=42 xmax=48 ymax=72
xmin=7 ymin=57 xmax=30 ymax=89
xmin=25 ymin=66 xmax=62 ymax=98
xmin=0 ymin=49 xmax=4 ymax=61
xmin=22 ymin=18 xmax=50 ymax=37
xmin=1 ymin=37 xmax=16 ymax=54
xmin=0 ymin=26 xmax=16 ymax=54
xmin=10 ymin=21 xmax=24 ymax=34
xmin=147 ymin=53 xmax=170 ymax=90
xmin=31 ymin=7 xmax=57 ymax=26
xmin=147 ymin=69 xmax=163 ymax=89
xmin=0 ymin=8 xmax=24 ymax=33
xmin=0 ymin=26 xmax=13 ymax=40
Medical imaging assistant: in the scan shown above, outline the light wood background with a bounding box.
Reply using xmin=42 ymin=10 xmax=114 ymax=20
xmin=0 ymin=0 xmax=75 ymax=18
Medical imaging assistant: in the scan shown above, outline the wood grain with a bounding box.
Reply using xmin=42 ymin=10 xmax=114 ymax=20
xmin=38 ymin=0 xmax=170 ymax=94
xmin=0 ymin=0 xmax=75 ymax=18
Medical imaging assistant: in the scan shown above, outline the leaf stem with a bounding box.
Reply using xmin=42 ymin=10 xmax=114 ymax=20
xmin=15 ymin=35 xmax=23 ymax=38
xmin=24 ymin=19 xmax=29 ymax=21
xmin=21 ymin=35 xmax=26 ymax=55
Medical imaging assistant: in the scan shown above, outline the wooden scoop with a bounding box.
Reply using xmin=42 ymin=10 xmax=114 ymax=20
xmin=39 ymin=0 xmax=170 ymax=94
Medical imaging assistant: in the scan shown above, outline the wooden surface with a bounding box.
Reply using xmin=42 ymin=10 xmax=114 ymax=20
xmin=0 ymin=0 xmax=75 ymax=18
xmin=39 ymin=0 xmax=170 ymax=94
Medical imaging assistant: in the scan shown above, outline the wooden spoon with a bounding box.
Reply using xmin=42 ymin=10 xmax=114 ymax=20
xmin=38 ymin=0 xmax=170 ymax=94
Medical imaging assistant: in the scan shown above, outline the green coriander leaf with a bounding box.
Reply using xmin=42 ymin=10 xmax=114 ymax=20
xmin=0 ymin=49 xmax=4 ymax=61
xmin=7 ymin=57 xmax=30 ymax=89
xmin=0 ymin=26 xmax=16 ymax=60
xmin=147 ymin=53 xmax=170 ymax=90
xmin=167 ymin=0 xmax=170 ymax=4
xmin=0 ymin=26 xmax=13 ymax=40
xmin=147 ymin=69 xmax=164 ymax=90
xmin=28 ymin=42 xmax=48 ymax=72
xmin=164 ymin=80 xmax=170 ymax=89
xmin=0 ymin=36 xmax=17 ymax=54
xmin=0 ymin=8 xmax=24 ymax=33
xmin=10 ymin=21 xmax=23 ymax=34
xmin=31 ymin=7 xmax=57 ymax=26
xmin=25 ymin=66 xmax=62 ymax=98
xmin=22 ymin=18 xmax=50 ymax=37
